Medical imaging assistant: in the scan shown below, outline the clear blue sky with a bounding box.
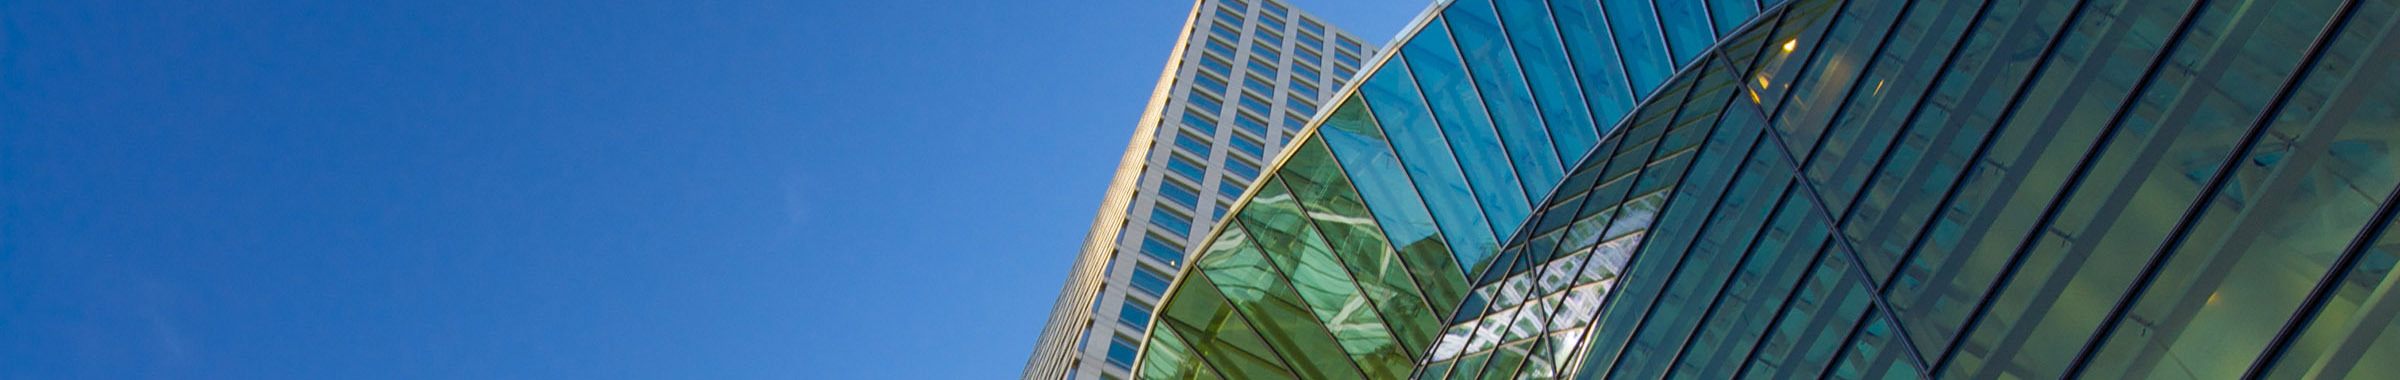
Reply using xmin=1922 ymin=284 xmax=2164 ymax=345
xmin=0 ymin=0 xmax=1416 ymax=379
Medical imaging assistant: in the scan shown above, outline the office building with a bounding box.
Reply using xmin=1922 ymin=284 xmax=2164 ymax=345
xmin=1131 ymin=0 xmax=2400 ymax=379
xmin=1020 ymin=1 xmax=1378 ymax=379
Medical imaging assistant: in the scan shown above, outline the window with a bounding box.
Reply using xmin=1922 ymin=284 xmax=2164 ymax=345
xmin=1197 ymin=55 xmax=1231 ymax=76
xmin=1165 ymin=154 xmax=1207 ymax=180
xmin=1192 ymin=72 xmax=1228 ymax=94
xmin=1221 ymin=0 xmax=1246 ymax=11
xmin=1284 ymin=114 xmax=1308 ymax=129
xmin=1258 ymin=14 xmax=1285 ymax=34
xmin=1334 ymin=51 xmax=1360 ymax=67
xmin=1139 ymin=234 xmax=1185 ymax=266
xmin=1225 ymin=157 xmax=1260 ymax=179
xmin=1159 ymin=178 xmax=1201 ymax=209
xmin=1254 ymin=28 xmax=1283 ymax=46
xmin=1219 ymin=179 xmax=1246 ymax=199
xmin=1106 ymin=335 xmax=1140 ymax=369
xmin=1298 ymin=33 xmax=1324 ymax=50
xmin=1293 ymin=64 xmax=1320 ymax=82
xmin=1214 ymin=7 xmax=1242 ymax=25
xmin=1186 ymin=92 xmax=1223 ymax=112
xmin=1299 ymin=18 xmax=1325 ymax=35
xmin=1150 ymin=207 xmax=1194 ymax=237
xmin=1291 ymin=81 xmax=1319 ymax=100
xmin=1235 ymin=114 xmax=1270 ymax=136
xmin=1295 ymin=47 xmax=1322 ymax=66
xmin=1130 ymin=265 xmax=1172 ymax=296
xmin=1203 ymin=38 xmax=1237 ymax=57
xmin=1181 ymin=110 xmax=1218 ymax=134
xmin=1119 ymin=301 xmax=1153 ymax=330
xmin=1261 ymin=0 xmax=1287 ymax=17
xmin=1213 ymin=202 xmax=1229 ymax=220
xmin=1246 ymin=59 xmax=1277 ymax=77
xmin=1337 ymin=37 xmax=1362 ymax=52
xmin=1209 ymin=22 xmax=1240 ymax=42
xmin=1333 ymin=66 xmax=1354 ymax=81
xmin=1230 ymin=133 xmax=1265 ymax=158
xmin=1286 ymin=97 xmax=1317 ymax=116
xmin=1174 ymin=131 xmax=1212 ymax=156
xmin=1249 ymin=43 xmax=1280 ymax=62
xmin=1241 ymin=74 xmax=1273 ymax=94
xmin=1239 ymin=92 xmax=1273 ymax=116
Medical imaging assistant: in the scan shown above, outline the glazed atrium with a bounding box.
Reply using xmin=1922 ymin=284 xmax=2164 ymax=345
xmin=1071 ymin=0 xmax=2400 ymax=378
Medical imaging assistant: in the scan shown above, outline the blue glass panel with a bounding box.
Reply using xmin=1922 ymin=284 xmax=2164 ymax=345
xmin=1286 ymin=98 xmax=1316 ymax=116
xmin=1402 ymin=18 xmax=1535 ymax=252
xmin=1255 ymin=29 xmax=1283 ymax=46
xmin=1175 ymin=133 xmax=1213 ymax=156
xmin=1297 ymin=48 xmax=1322 ymax=66
xmin=1216 ymin=8 xmax=1243 ymax=25
xmin=1206 ymin=39 xmax=1238 ymax=57
xmin=1294 ymin=65 xmax=1320 ymax=82
xmin=1230 ymin=135 xmax=1265 ymax=158
xmin=1212 ymin=24 xmax=1242 ymax=42
xmin=1655 ymin=0 xmax=1715 ymax=64
xmin=1360 ymin=51 xmax=1502 ymax=280
xmin=1167 ymin=155 xmax=1208 ymax=180
xmin=1261 ymin=0 xmax=1286 ymax=17
xmin=1547 ymin=0 xmax=1638 ymax=137
xmin=1250 ymin=43 xmax=1280 ymax=62
xmin=1219 ymin=181 xmax=1245 ymax=200
xmin=1194 ymin=73 xmax=1229 ymax=94
xmin=1225 ymin=157 xmax=1261 ymax=179
xmin=1239 ymin=93 xmax=1273 ymax=116
xmin=1299 ymin=19 xmax=1324 ymax=35
xmin=1445 ymin=0 xmax=1567 ymax=200
xmin=1131 ymin=266 xmax=1172 ymax=296
xmin=1338 ymin=38 xmax=1363 ymax=53
xmin=1235 ymin=114 xmax=1270 ymax=136
xmin=1190 ymin=92 xmax=1224 ymax=112
xmin=1335 ymin=52 xmax=1361 ymax=67
xmin=1292 ymin=82 xmax=1319 ymax=100
xmin=1107 ymin=335 xmax=1140 ymax=369
xmin=1494 ymin=0 xmax=1602 ymax=170
xmin=1120 ymin=301 xmax=1153 ymax=330
xmin=1601 ymin=0 xmax=1672 ymax=95
xmin=1151 ymin=208 xmax=1194 ymax=237
xmin=1140 ymin=235 xmax=1185 ymax=266
xmin=1182 ymin=111 xmax=1219 ymax=135
xmin=1244 ymin=76 xmax=1274 ymax=94
xmin=1199 ymin=55 xmax=1233 ymax=76
xmin=1709 ymin=0 xmax=1760 ymax=35
xmin=1161 ymin=179 xmax=1202 ymax=208
xmin=1247 ymin=59 xmax=1278 ymax=77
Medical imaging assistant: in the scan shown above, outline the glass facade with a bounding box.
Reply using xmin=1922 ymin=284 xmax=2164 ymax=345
xmin=1130 ymin=0 xmax=2400 ymax=379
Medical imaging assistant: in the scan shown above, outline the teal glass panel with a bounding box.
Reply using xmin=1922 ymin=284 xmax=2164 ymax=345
xmin=1137 ymin=325 xmax=1222 ymax=380
xmin=2266 ymin=210 xmax=2400 ymax=380
xmin=1802 ymin=0 xmax=1986 ymax=266
xmin=1600 ymin=0 xmax=1672 ymax=95
xmin=1717 ymin=8 xmax=1784 ymax=78
xmin=1606 ymin=139 xmax=1798 ymax=380
xmin=1401 ymin=18 xmax=1538 ymax=246
xmin=1735 ymin=248 xmax=1875 ymax=380
xmin=2078 ymin=1 xmax=2378 ymax=377
xmin=1196 ymin=224 xmax=1371 ymax=380
xmin=1277 ymin=140 xmax=1446 ymax=353
xmin=1546 ymin=0 xmax=1639 ymax=137
xmin=1445 ymin=0 xmax=1568 ymax=199
xmin=1237 ymin=179 xmax=1413 ymax=379
xmin=1738 ymin=0 xmax=1842 ymax=118
xmin=1360 ymin=52 xmax=1503 ymax=279
xmin=1493 ymin=0 xmax=1602 ymax=170
xmin=1710 ymin=0 xmax=1760 ymax=35
xmin=1826 ymin=312 xmax=1925 ymax=380
xmin=1314 ymin=96 xmax=1473 ymax=309
xmin=1766 ymin=0 xmax=1910 ymax=161
xmin=1655 ymin=0 xmax=1716 ymax=65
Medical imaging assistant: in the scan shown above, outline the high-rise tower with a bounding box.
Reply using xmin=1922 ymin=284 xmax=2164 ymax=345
xmin=1020 ymin=1 xmax=1378 ymax=379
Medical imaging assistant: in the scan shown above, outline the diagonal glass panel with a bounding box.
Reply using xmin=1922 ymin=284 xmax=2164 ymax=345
xmin=1492 ymin=0 xmax=1603 ymax=172
xmin=1546 ymin=0 xmax=1640 ymax=138
xmin=1239 ymin=177 xmax=1418 ymax=379
xmin=1446 ymin=0 xmax=1568 ymax=197
xmin=1360 ymin=51 xmax=1504 ymax=280
xmin=1279 ymin=140 xmax=1448 ymax=354
xmin=1316 ymin=95 xmax=1473 ymax=311
xmin=1140 ymin=322 xmax=1227 ymax=380
xmin=1196 ymin=223 xmax=1368 ymax=380
xmin=1710 ymin=0 xmax=1762 ymax=35
xmin=1600 ymin=0 xmax=1674 ymax=95
xmin=1656 ymin=0 xmax=1719 ymax=64
xmin=1159 ymin=260 xmax=1299 ymax=380
xmin=1403 ymin=18 xmax=1540 ymax=242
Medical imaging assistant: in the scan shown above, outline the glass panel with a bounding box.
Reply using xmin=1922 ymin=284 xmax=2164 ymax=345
xmin=1735 ymin=248 xmax=1876 ymax=380
xmin=1601 ymin=0 xmax=1673 ymax=95
xmin=1278 ymin=141 xmax=1446 ymax=353
xmin=1710 ymin=0 xmax=1761 ymax=35
xmin=1547 ymin=0 xmax=1639 ymax=137
xmin=1196 ymin=225 xmax=1372 ymax=380
xmin=1158 ymin=268 xmax=1298 ymax=380
xmin=1803 ymin=0 xmax=1988 ymax=271
xmin=1765 ymin=0 xmax=1911 ymax=161
xmin=1493 ymin=0 xmax=1602 ymax=169
xmin=1826 ymin=312 xmax=1928 ymax=380
xmin=1655 ymin=0 xmax=1716 ymax=64
xmin=1402 ymin=18 xmax=1537 ymax=247
xmin=1237 ymin=179 xmax=1414 ymax=379
xmin=2266 ymin=209 xmax=2400 ymax=380
xmin=1360 ymin=51 xmax=1502 ymax=279
xmin=1137 ymin=325 xmax=1224 ymax=380
xmin=1315 ymin=96 xmax=1474 ymax=308
xmin=1447 ymin=0 xmax=1568 ymax=200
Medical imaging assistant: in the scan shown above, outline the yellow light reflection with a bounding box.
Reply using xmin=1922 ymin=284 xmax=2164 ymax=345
xmin=1783 ymin=39 xmax=1798 ymax=52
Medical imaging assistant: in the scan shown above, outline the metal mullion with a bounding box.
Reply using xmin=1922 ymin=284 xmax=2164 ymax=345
xmin=1226 ymin=217 xmax=1379 ymax=380
xmin=1641 ymin=0 xmax=1681 ymax=66
xmin=2244 ymin=10 xmax=2400 ymax=378
xmin=1300 ymin=140 xmax=1447 ymax=333
xmin=2060 ymin=0 xmax=2365 ymax=376
xmin=1270 ymin=176 xmax=1426 ymax=364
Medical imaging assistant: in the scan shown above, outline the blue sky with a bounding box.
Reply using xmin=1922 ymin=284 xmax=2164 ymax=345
xmin=0 ymin=0 xmax=1416 ymax=379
